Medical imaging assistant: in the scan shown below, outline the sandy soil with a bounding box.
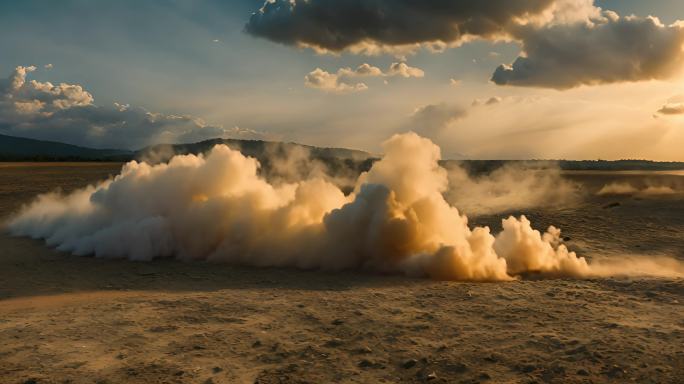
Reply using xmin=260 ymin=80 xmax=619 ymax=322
xmin=0 ymin=163 xmax=682 ymax=383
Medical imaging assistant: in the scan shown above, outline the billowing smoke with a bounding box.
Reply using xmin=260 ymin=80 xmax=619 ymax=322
xmin=7 ymin=133 xmax=682 ymax=281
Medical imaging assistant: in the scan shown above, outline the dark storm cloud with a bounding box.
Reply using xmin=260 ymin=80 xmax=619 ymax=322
xmin=245 ymin=0 xmax=556 ymax=52
xmin=246 ymin=1 xmax=684 ymax=89
xmin=491 ymin=15 xmax=684 ymax=89
xmin=0 ymin=66 xmax=263 ymax=149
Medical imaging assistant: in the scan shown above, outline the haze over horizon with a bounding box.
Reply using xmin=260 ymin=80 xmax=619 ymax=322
xmin=2 ymin=0 xmax=684 ymax=160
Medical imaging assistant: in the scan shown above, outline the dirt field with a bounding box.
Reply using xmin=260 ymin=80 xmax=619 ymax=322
xmin=0 ymin=163 xmax=682 ymax=383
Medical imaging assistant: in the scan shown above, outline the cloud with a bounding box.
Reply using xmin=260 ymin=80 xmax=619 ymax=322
xmin=0 ymin=65 xmax=267 ymax=149
xmin=492 ymin=14 xmax=684 ymax=89
xmin=657 ymin=103 xmax=684 ymax=116
xmin=409 ymin=96 xmax=541 ymax=147
xmin=472 ymin=96 xmax=504 ymax=106
xmin=409 ymin=103 xmax=467 ymax=137
xmin=304 ymin=68 xmax=369 ymax=94
xmin=245 ymin=0 xmax=567 ymax=55
xmin=386 ymin=62 xmax=425 ymax=78
xmin=305 ymin=62 xmax=424 ymax=93
xmin=401 ymin=90 xmax=684 ymax=161
xmin=351 ymin=63 xmax=384 ymax=77
xmin=246 ymin=1 xmax=684 ymax=89
xmin=0 ymin=65 xmax=94 ymax=114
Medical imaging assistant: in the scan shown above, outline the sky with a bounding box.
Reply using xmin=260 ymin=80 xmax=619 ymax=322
xmin=1 ymin=0 xmax=684 ymax=160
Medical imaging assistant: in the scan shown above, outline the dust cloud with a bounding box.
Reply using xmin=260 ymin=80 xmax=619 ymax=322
xmin=7 ymin=133 xmax=683 ymax=281
xmin=445 ymin=163 xmax=579 ymax=215
xmin=597 ymin=182 xmax=679 ymax=197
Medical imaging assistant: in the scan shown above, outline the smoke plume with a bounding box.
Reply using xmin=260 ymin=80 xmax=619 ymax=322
xmin=7 ymin=133 xmax=682 ymax=281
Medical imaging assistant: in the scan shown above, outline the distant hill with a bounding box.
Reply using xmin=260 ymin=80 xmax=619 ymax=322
xmin=136 ymin=138 xmax=372 ymax=164
xmin=0 ymin=134 xmax=132 ymax=161
xmin=136 ymin=138 xmax=375 ymax=189
xmin=445 ymin=159 xmax=684 ymax=174
xmin=0 ymin=134 xmax=372 ymax=163
xmin=556 ymin=159 xmax=684 ymax=171
xmin=2 ymin=134 xmax=684 ymax=173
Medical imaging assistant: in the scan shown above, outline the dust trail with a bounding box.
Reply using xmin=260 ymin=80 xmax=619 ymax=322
xmin=445 ymin=162 xmax=580 ymax=215
xmin=7 ymin=133 xmax=683 ymax=281
xmin=597 ymin=182 xmax=679 ymax=197
xmin=587 ymin=256 xmax=684 ymax=279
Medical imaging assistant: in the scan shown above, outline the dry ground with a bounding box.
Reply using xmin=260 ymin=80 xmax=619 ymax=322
xmin=0 ymin=163 xmax=682 ymax=383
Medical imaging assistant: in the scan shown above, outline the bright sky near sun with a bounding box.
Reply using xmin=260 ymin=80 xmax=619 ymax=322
xmin=1 ymin=0 xmax=684 ymax=160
